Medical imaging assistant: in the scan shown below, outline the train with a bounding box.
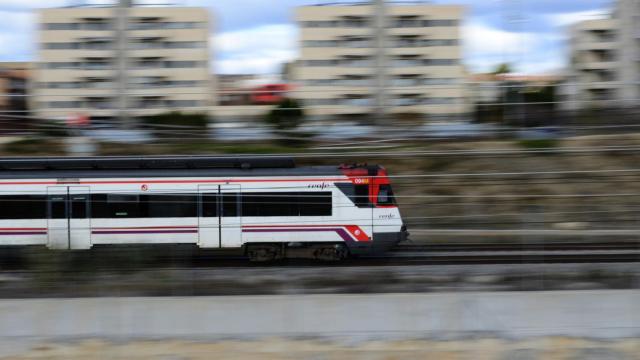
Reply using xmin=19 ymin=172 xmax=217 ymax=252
xmin=0 ymin=156 xmax=407 ymax=261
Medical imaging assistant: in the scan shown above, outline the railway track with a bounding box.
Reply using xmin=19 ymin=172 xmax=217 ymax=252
xmin=149 ymin=249 xmax=640 ymax=267
xmin=358 ymin=241 xmax=640 ymax=265
xmin=366 ymin=252 xmax=640 ymax=265
xmin=1 ymin=242 xmax=639 ymax=270
xmin=393 ymin=241 xmax=640 ymax=252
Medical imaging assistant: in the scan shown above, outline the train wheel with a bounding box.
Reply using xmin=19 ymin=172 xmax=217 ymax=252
xmin=313 ymin=244 xmax=348 ymax=261
xmin=246 ymin=244 xmax=283 ymax=262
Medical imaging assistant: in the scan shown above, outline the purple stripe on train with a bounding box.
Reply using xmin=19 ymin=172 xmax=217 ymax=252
xmin=242 ymin=228 xmax=355 ymax=242
xmin=92 ymin=230 xmax=198 ymax=235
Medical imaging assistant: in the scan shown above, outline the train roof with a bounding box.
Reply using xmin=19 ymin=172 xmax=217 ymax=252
xmin=0 ymin=156 xmax=296 ymax=170
xmin=0 ymin=156 xmax=347 ymax=179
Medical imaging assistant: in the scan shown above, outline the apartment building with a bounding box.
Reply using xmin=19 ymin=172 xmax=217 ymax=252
xmin=560 ymin=0 xmax=640 ymax=111
xmin=294 ymin=3 xmax=469 ymax=123
xmin=0 ymin=62 xmax=31 ymax=115
xmin=562 ymin=17 xmax=619 ymax=111
xmin=34 ymin=3 xmax=212 ymax=121
xmin=614 ymin=0 xmax=640 ymax=107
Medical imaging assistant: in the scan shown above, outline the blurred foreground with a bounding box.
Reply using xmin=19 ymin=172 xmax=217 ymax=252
xmin=7 ymin=337 xmax=640 ymax=360
xmin=1 ymin=291 xmax=639 ymax=359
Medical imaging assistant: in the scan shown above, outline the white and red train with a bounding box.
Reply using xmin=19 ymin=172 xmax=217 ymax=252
xmin=0 ymin=156 xmax=407 ymax=261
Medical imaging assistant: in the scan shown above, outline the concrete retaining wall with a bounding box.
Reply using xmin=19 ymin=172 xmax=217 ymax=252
xmin=0 ymin=290 xmax=638 ymax=343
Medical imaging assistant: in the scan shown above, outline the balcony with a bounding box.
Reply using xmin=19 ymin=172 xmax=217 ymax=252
xmin=128 ymin=21 xmax=203 ymax=30
xmin=300 ymin=20 xmax=371 ymax=28
xmin=390 ymin=19 xmax=458 ymax=28
xmin=577 ymin=61 xmax=616 ymax=71
xmin=129 ymin=41 xmax=206 ymax=50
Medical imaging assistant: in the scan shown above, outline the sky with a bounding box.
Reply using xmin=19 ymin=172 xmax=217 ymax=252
xmin=0 ymin=0 xmax=614 ymax=75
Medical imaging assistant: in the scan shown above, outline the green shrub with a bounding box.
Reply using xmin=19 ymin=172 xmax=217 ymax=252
xmin=517 ymin=138 xmax=559 ymax=150
xmin=140 ymin=112 xmax=209 ymax=138
xmin=265 ymin=98 xmax=304 ymax=131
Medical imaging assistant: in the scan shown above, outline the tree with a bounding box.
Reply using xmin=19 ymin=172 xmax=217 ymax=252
xmin=141 ymin=111 xmax=209 ymax=138
xmin=265 ymin=98 xmax=304 ymax=131
xmin=492 ymin=63 xmax=512 ymax=75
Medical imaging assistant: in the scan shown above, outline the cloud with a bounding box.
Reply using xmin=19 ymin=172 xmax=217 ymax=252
xmin=0 ymin=10 xmax=34 ymax=30
xmin=548 ymin=9 xmax=610 ymax=27
xmin=463 ymin=21 xmax=534 ymax=57
xmin=462 ymin=20 xmax=564 ymax=74
xmin=0 ymin=10 xmax=36 ymax=60
xmin=213 ymin=24 xmax=297 ymax=74
xmin=0 ymin=31 xmax=34 ymax=61
xmin=0 ymin=0 xmax=67 ymax=11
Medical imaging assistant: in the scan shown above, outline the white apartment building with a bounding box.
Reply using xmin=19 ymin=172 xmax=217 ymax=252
xmin=614 ymin=0 xmax=640 ymax=106
xmin=294 ymin=2 xmax=469 ymax=123
xmin=562 ymin=0 xmax=640 ymax=111
xmin=562 ymin=17 xmax=618 ymax=111
xmin=34 ymin=3 xmax=212 ymax=121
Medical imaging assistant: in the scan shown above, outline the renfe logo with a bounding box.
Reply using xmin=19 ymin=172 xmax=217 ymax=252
xmin=308 ymin=183 xmax=329 ymax=189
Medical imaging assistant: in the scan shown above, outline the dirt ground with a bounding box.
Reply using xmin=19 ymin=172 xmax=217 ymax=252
xmin=4 ymin=337 xmax=640 ymax=360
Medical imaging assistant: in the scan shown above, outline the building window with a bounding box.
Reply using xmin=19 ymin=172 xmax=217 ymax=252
xmin=424 ymin=59 xmax=458 ymax=66
xmin=47 ymin=101 xmax=83 ymax=108
xmin=424 ymin=19 xmax=458 ymax=27
xmin=44 ymin=22 xmax=112 ymax=31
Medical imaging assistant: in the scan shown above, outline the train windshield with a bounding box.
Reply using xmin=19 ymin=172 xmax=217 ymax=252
xmin=377 ymin=184 xmax=396 ymax=205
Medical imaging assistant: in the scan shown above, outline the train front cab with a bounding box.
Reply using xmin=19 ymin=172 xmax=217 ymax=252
xmin=339 ymin=165 xmax=408 ymax=256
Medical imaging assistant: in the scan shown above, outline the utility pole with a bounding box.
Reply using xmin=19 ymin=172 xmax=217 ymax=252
xmin=373 ymin=0 xmax=387 ymax=126
xmin=114 ymin=0 xmax=131 ymax=128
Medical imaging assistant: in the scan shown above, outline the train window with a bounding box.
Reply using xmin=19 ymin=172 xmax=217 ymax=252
xmin=49 ymin=195 xmax=67 ymax=219
xmin=201 ymin=194 xmax=218 ymax=217
xmin=377 ymin=185 xmax=395 ymax=205
xmin=144 ymin=194 xmax=197 ymax=218
xmin=91 ymin=194 xmax=142 ymax=218
xmin=336 ymin=184 xmax=371 ymax=208
xmin=222 ymin=193 xmax=239 ymax=217
xmin=354 ymin=185 xmax=371 ymax=207
xmin=0 ymin=195 xmax=47 ymax=219
xmin=298 ymin=192 xmax=332 ymax=216
xmin=242 ymin=192 xmax=297 ymax=217
xmin=240 ymin=192 xmax=332 ymax=217
xmin=71 ymin=195 xmax=88 ymax=219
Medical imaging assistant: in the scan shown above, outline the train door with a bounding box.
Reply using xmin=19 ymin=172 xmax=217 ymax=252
xmin=198 ymin=184 xmax=242 ymax=248
xmin=354 ymin=179 xmax=374 ymax=239
xmin=220 ymin=185 xmax=241 ymax=248
xmin=198 ymin=185 xmax=219 ymax=248
xmin=46 ymin=186 xmax=91 ymax=250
